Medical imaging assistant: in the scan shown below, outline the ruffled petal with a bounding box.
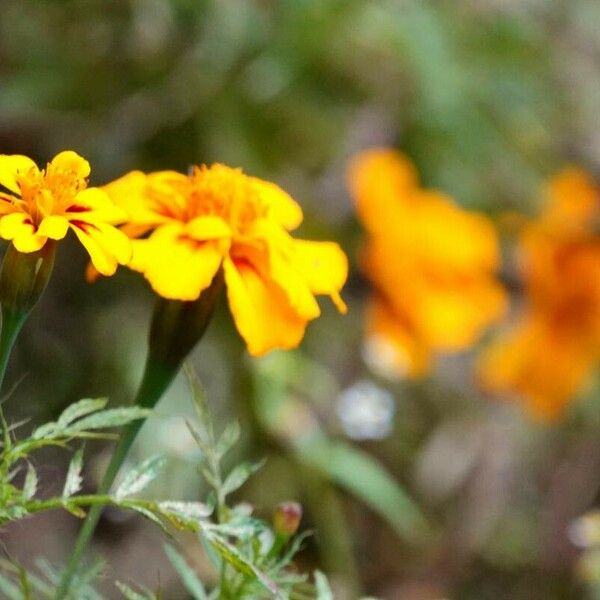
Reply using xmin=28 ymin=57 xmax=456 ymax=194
xmin=364 ymin=297 xmax=430 ymax=378
xmin=48 ymin=151 xmax=90 ymax=179
xmin=103 ymin=170 xmax=181 ymax=225
xmin=0 ymin=212 xmax=47 ymax=252
xmin=250 ymin=177 xmax=303 ymax=230
xmin=348 ymin=148 xmax=418 ymax=233
xmin=223 ymin=255 xmax=309 ymax=356
xmin=239 ymin=220 xmax=321 ymax=320
xmin=0 ymin=155 xmax=38 ymax=194
xmin=37 ymin=215 xmax=70 ymax=240
xmin=70 ymin=220 xmax=132 ymax=276
xmin=70 ymin=188 xmax=128 ymax=224
xmin=186 ymin=215 xmax=232 ymax=240
xmin=129 ymin=223 xmax=226 ymax=300
xmin=291 ymin=239 xmax=348 ymax=312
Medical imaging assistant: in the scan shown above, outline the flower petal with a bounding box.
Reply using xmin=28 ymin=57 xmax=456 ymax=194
xmin=103 ymin=170 xmax=179 ymax=225
xmin=185 ymin=215 xmax=232 ymax=240
xmin=292 ymin=239 xmax=348 ymax=312
xmin=129 ymin=224 xmax=225 ymax=300
xmin=37 ymin=215 xmax=70 ymax=240
xmin=0 ymin=155 xmax=38 ymax=194
xmin=49 ymin=150 xmax=90 ymax=179
xmin=348 ymin=148 xmax=418 ymax=233
xmin=250 ymin=177 xmax=303 ymax=230
xmin=0 ymin=212 xmax=47 ymax=252
xmin=223 ymin=255 xmax=309 ymax=356
xmin=364 ymin=297 xmax=429 ymax=378
xmin=70 ymin=220 xmax=132 ymax=276
xmin=70 ymin=188 xmax=128 ymax=224
xmin=240 ymin=220 xmax=321 ymax=320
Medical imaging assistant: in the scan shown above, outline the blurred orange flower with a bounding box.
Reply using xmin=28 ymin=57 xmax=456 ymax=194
xmin=348 ymin=148 xmax=506 ymax=378
xmin=104 ymin=164 xmax=348 ymax=356
xmin=479 ymin=168 xmax=600 ymax=420
xmin=0 ymin=151 xmax=131 ymax=275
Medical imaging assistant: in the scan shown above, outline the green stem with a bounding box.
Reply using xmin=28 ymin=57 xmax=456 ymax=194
xmin=55 ymin=273 xmax=222 ymax=599
xmin=0 ymin=310 xmax=26 ymax=392
xmin=53 ymin=360 xmax=175 ymax=600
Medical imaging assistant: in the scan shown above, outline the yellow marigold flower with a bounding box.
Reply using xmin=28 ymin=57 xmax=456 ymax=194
xmin=348 ymin=148 xmax=506 ymax=377
xmin=478 ymin=168 xmax=600 ymax=420
xmin=104 ymin=164 xmax=348 ymax=356
xmin=0 ymin=151 xmax=131 ymax=275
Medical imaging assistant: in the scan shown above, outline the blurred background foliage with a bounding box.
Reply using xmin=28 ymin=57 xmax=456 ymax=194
xmin=2 ymin=0 xmax=600 ymax=598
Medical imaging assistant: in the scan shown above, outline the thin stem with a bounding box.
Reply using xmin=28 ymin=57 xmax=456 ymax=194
xmin=0 ymin=310 xmax=27 ymax=394
xmin=53 ymin=360 xmax=175 ymax=600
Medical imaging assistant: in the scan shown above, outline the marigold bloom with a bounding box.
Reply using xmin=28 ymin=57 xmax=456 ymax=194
xmin=478 ymin=168 xmax=600 ymax=420
xmin=103 ymin=164 xmax=348 ymax=356
xmin=0 ymin=151 xmax=131 ymax=275
xmin=348 ymin=148 xmax=506 ymax=377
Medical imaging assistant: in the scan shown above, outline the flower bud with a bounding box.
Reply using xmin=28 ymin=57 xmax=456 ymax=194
xmin=0 ymin=242 xmax=56 ymax=318
xmin=273 ymin=501 xmax=303 ymax=537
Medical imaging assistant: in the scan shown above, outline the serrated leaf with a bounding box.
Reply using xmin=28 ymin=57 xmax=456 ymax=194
xmin=115 ymin=455 xmax=166 ymax=499
xmin=67 ymin=407 xmax=151 ymax=434
xmin=58 ymin=398 xmax=109 ymax=428
xmin=220 ymin=459 xmax=265 ymax=498
xmin=63 ymin=448 xmax=84 ymax=498
xmin=158 ymin=501 xmax=212 ymax=521
xmin=164 ymin=544 xmax=207 ymax=600
xmin=22 ymin=463 xmax=37 ymax=500
xmin=314 ymin=570 xmax=333 ymax=600
xmin=215 ymin=422 xmax=240 ymax=459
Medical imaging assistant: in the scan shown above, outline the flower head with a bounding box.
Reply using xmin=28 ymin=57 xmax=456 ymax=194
xmin=0 ymin=151 xmax=131 ymax=275
xmin=104 ymin=163 xmax=348 ymax=356
xmin=349 ymin=148 xmax=506 ymax=377
xmin=478 ymin=168 xmax=600 ymax=420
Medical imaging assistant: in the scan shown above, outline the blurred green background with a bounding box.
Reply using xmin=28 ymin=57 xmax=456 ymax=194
xmin=2 ymin=1 xmax=600 ymax=598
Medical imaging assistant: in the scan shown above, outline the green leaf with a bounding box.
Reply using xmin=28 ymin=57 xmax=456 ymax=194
xmin=62 ymin=448 xmax=84 ymax=498
xmin=22 ymin=463 xmax=37 ymax=501
xmin=164 ymin=544 xmax=207 ymax=600
xmin=158 ymin=501 xmax=212 ymax=521
xmin=67 ymin=407 xmax=151 ymax=434
xmin=115 ymin=455 xmax=166 ymax=499
xmin=57 ymin=398 xmax=109 ymax=428
xmin=220 ymin=459 xmax=265 ymax=498
xmin=314 ymin=570 xmax=333 ymax=600
xmin=215 ymin=422 xmax=240 ymax=459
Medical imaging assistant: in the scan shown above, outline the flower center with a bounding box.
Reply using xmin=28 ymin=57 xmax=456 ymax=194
xmin=187 ymin=165 xmax=268 ymax=233
xmin=16 ymin=163 xmax=86 ymax=225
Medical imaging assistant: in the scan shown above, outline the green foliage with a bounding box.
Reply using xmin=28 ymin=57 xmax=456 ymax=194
xmin=0 ymin=371 xmax=333 ymax=599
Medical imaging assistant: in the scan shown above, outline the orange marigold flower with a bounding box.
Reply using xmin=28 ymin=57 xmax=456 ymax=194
xmin=478 ymin=168 xmax=600 ymax=420
xmin=348 ymin=148 xmax=506 ymax=377
xmin=0 ymin=151 xmax=131 ymax=275
xmin=103 ymin=164 xmax=348 ymax=356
